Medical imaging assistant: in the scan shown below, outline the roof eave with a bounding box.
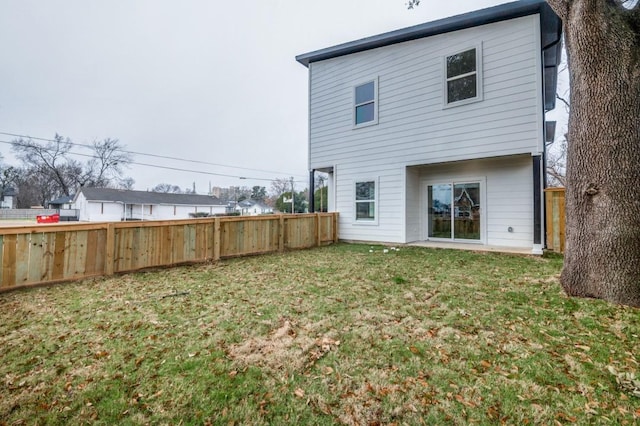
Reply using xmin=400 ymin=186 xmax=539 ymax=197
xmin=295 ymin=0 xmax=552 ymax=67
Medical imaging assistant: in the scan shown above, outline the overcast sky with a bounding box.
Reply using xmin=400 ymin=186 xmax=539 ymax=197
xmin=0 ymin=0 xmax=566 ymax=193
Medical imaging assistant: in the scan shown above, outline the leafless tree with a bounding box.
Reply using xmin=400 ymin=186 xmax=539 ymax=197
xmin=11 ymin=135 xmax=133 ymax=201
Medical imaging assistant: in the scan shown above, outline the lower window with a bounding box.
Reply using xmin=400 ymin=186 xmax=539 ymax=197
xmin=355 ymin=180 xmax=377 ymax=222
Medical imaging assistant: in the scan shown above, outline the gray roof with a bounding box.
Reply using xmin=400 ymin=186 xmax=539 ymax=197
xmin=76 ymin=187 xmax=227 ymax=206
xmin=296 ymin=0 xmax=562 ymax=111
xmin=2 ymin=187 xmax=17 ymax=197
xmin=49 ymin=195 xmax=75 ymax=205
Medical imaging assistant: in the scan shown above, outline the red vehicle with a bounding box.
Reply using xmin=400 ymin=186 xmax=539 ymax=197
xmin=36 ymin=213 xmax=60 ymax=224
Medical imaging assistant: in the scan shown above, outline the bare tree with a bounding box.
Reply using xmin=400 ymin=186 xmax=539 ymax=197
xmin=11 ymin=135 xmax=133 ymax=200
xmin=75 ymin=138 xmax=132 ymax=188
xmin=270 ymin=178 xmax=291 ymax=198
xmin=14 ymin=168 xmax=59 ymax=207
xmin=152 ymin=183 xmax=183 ymax=193
xmin=546 ymin=136 xmax=567 ymax=187
xmin=118 ymin=177 xmax=136 ymax=190
xmin=12 ymin=134 xmax=75 ymax=196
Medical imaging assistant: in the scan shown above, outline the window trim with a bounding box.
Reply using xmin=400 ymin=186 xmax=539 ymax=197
xmin=353 ymin=77 xmax=379 ymax=128
xmin=443 ymin=44 xmax=483 ymax=108
xmin=353 ymin=177 xmax=379 ymax=225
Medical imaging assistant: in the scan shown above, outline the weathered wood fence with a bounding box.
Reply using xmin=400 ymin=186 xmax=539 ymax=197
xmin=545 ymin=188 xmax=565 ymax=253
xmin=0 ymin=213 xmax=338 ymax=292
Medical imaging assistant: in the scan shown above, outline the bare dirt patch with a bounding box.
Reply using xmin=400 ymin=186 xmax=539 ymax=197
xmin=227 ymin=317 xmax=340 ymax=372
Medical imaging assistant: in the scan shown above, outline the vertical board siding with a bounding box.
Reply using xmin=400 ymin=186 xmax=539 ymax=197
xmin=0 ymin=214 xmax=338 ymax=291
xmin=545 ymin=188 xmax=565 ymax=253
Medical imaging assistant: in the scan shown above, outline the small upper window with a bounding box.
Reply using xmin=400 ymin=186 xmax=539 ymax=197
xmin=354 ymin=80 xmax=377 ymax=126
xmin=445 ymin=47 xmax=481 ymax=105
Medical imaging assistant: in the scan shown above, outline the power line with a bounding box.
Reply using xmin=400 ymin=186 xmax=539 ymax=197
xmin=0 ymin=131 xmax=307 ymax=179
xmin=0 ymin=140 xmax=309 ymax=185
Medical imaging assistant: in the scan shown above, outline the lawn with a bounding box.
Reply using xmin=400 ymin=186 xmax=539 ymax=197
xmin=0 ymin=243 xmax=638 ymax=425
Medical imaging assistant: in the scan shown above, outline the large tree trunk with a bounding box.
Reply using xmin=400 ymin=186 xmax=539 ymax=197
xmin=547 ymin=0 xmax=640 ymax=306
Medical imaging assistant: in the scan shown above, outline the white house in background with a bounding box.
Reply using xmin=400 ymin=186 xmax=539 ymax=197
xmin=73 ymin=188 xmax=228 ymax=222
xmin=1 ymin=187 xmax=16 ymax=209
xmin=296 ymin=0 xmax=562 ymax=254
xmin=235 ymin=199 xmax=274 ymax=216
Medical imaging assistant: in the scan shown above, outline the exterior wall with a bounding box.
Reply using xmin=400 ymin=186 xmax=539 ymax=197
xmin=1 ymin=195 xmax=15 ymax=209
xmin=309 ymin=15 xmax=543 ymax=169
xmin=308 ymin=14 xmax=543 ymax=244
xmin=409 ymin=155 xmax=535 ymax=248
xmin=76 ymin=196 xmax=227 ymax=222
xmin=236 ymin=204 xmax=274 ymax=216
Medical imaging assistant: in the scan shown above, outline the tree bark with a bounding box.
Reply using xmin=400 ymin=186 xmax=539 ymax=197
xmin=547 ymin=0 xmax=640 ymax=306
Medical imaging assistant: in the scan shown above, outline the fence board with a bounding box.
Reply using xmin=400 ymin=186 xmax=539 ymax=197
xmin=52 ymin=232 xmax=66 ymax=280
xmin=2 ymin=235 xmax=16 ymax=288
xmin=28 ymin=233 xmax=45 ymax=283
xmin=545 ymin=188 xmax=566 ymax=253
xmin=84 ymin=229 xmax=103 ymax=275
xmin=42 ymin=233 xmax=55 ymax=282
xmin=15 ymin=234 xmax=30 ymax=285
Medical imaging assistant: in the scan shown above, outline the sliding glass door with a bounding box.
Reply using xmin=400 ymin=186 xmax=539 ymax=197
xmin=427 ymin=182 xmax=481 ymax=241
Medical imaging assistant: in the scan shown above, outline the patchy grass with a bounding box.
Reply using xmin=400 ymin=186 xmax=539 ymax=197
xmin=0 ymin=243 xmax=638 ymax=425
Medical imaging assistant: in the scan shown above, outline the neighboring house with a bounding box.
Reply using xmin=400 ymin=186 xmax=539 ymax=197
xmin=48 ymin=195 xmax=79 ymax=221
xmin=1 ymin=187 xmax=16 ymax=209
xmin=235 ymin=199 xmax=274 ymax=216
xmin=296 ymin=0 xmax=562 ymax=254
xmin=73 ymin=188 xmax=228 ymax=222
xmin=48 ymin=195 xmax=74 ymax=209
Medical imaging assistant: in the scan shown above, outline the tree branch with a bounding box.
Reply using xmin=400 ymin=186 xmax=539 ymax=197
xmin=556 ymin=93 xmax=570 ymax=109
xmin=545 ymin=0 xmax=571 ymax=21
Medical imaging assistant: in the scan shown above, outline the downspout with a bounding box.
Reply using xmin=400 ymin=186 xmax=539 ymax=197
xmin=309 ymin=169 xmax=315 ymax=213
xmin=540 ymin=19 xmax=563 ymax=250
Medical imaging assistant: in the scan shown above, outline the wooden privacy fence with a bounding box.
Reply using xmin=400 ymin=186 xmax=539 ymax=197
xmin=545 ymin=187 xmax=565 ymax=253
xmin=0 ymin=213 xmax=338 ymax=292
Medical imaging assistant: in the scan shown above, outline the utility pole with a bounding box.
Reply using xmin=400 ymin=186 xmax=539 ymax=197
xmin=290 ymin=176 xmax=295 ymax=214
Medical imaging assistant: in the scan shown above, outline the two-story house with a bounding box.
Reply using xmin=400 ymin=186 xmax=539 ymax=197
xmin=296 ymin=0 xmax=561 ymax=254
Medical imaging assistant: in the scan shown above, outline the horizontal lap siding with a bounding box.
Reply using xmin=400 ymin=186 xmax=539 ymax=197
xmin=412 ymin=156 xmax=533 ymax=248
xmin=309 ymin=15 xmax=541 ymax=243
xmin=484 ymin=157 xmax=533 ymax=247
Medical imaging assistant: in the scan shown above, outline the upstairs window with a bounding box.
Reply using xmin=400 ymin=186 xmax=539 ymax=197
xmin=445 ymin=46 xmax=482 ymax=106
xmin=354 ymin=79 xmax=378 ymax=127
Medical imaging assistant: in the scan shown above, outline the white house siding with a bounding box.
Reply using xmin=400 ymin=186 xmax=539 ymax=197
xmin=309 ymin=15 xmax=543 ymax=244
xmin=77 ymin=199 xmax=124 ymax=222
xmin=408 ymin=155 xmax=534 ymax=248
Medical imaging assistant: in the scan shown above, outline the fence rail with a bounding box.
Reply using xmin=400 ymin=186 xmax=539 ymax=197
xmin=545 ymin=188 xmax=565 ymax=253
xmin=0 ymin=213 xmax=338 ymax=292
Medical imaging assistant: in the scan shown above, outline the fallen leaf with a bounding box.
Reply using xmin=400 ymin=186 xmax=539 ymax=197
xmin=294 ymin=388 xmax=305 ymax=398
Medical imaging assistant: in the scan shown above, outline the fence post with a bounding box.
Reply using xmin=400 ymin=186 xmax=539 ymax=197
xmin=105 ymin=223 xmax=115 ymax=275
xmin=315 ymin=213 xmax=321 ymax=247
xmin=333 ymin=212 xmax=339 ymax=243
xmin=213 ymin=217 xmax=221 ymax=261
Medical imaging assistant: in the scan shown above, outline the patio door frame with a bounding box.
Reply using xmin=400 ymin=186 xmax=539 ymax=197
xmin=421 ymin=177 xmax=486 ymax=244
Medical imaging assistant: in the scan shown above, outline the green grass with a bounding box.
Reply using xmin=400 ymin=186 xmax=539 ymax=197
xmin=1 ymin=243 xmax=638 ymax=425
